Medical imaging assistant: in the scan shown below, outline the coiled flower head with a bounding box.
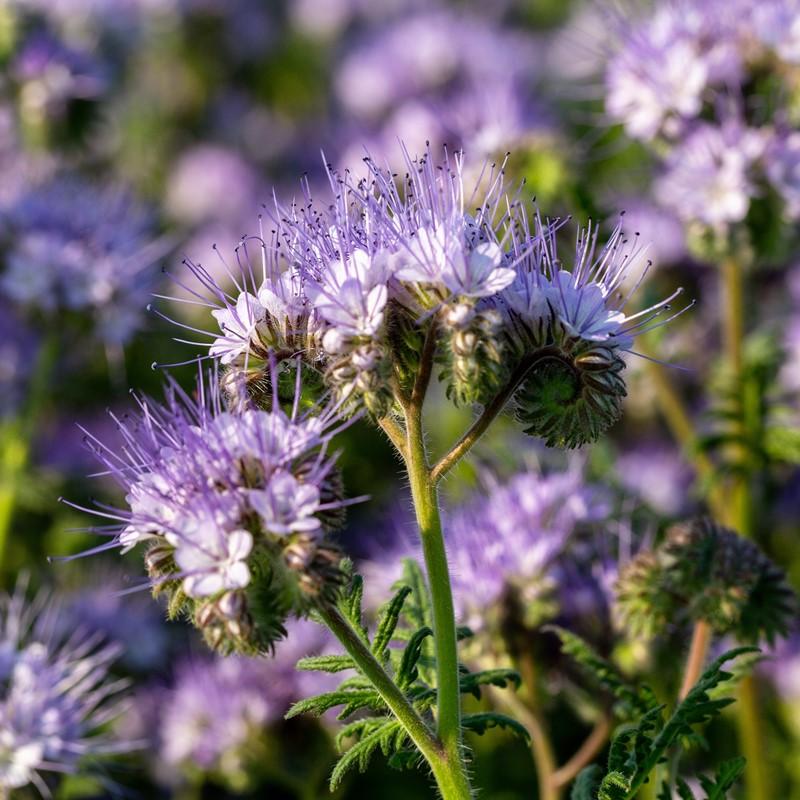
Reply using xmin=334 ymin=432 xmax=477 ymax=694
xmin=501 ymin=216 xmax=686 ymax=447
xmin=615 ymin=517 xmax=797 ymax=643
xmin=75 ymin=366 xmax=356 ymax=655
xmin=0 ymin=578 xmax=133 ymax=796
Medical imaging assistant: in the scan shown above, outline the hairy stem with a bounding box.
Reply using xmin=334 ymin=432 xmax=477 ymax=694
xmin=431 ymin=348 xmax=561 ymax=484
xmin=316 ymin=605 xmax=447 ymax=770
xmin=678 ymin=619 xmax=712 ymax=701
xmin=551 ymin=715 xmax=612 ymax=790
xmin=412 ymin=319 xmax=440 ymax=409
xmin=377 ymin=416 xmax=407 ymax=459
xmin=405 ymin=405 xmax=473 ymax=798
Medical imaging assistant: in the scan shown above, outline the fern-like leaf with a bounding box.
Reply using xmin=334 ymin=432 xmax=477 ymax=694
xmin=547 ymin=625 xmax=658 ymax=719
xmin=461 ymin=712 xmax=530 ymax=742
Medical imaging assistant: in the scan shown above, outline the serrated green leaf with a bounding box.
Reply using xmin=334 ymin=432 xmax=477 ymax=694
xmin=372 ymin=585 xmax=412 ymax=661
xmin=342 ymin=574 xmax=368 ymax=639
xmin=285 ymin=688 xmax=381 ymax=720
xmin=397 ymin=626 xmax=433 ymax=689
xmin=329 ymin=719 xmax=406 ymax=790
xmin=461 ymin=711 xmax=530 ymax=742
xmin=388 ymin=748 xmax=423 ymax=771
xmin=295 ymin=654 xmax=356 ymax=673
xmin=459 ymin=667 xmax=522 ymax=699
xmin=547 ymin=625 xmax=658 ymax=719
xmin=698 ymin=756 xmax=746 ymax=799
xmin=593 ymin=648 xmax=756 ymax=800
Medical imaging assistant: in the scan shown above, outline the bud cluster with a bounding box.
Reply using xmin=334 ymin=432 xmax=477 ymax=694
xmin=615 ymin=518 xmax=796 ymax=643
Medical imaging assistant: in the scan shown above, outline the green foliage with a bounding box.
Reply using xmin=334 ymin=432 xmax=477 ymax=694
xmin=288 ymin=560 xmax=525 ymax=790
xmin=574 ymin=648 xmax=755 ymax=800
xmin=675 ymin=757 xmax=746 ymax=800
xmin=547 ymin=626 xmax=658 ymax=720
xmin=571 ymin=765 xmax=603 ymax=800
xmin=699 ymin=331 xmax=799 ymax=476
xmin=461 ymin=712 xmax=531 ymax=742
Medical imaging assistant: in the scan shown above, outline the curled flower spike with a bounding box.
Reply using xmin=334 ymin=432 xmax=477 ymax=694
xmin=615 ymin=517 xmax=797 ymax=643
xmin=501 ymin=215 xmax=690 ymax=447
xmin=67 ymin=363 xmax=360 ymax=655
xmin=0 ymin=577 xmax=134 ymax=796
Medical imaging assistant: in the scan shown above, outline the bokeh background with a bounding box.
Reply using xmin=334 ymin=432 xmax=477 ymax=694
xmin=0 ymin=0 xmax=799 ymax=797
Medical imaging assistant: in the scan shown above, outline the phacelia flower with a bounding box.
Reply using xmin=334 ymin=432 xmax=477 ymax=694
xmin=501 ymin=216 xmax=686 ymax=447
xmin=0 ymin=579 xmax=133 ymax=796
xmin=74 ymin=367 xmax=355 ymax=654
xmin=655 ymin=120 xmax=765 ymax=229
xmin=445 ymin=466 xmax=609 ymax=632
xmin=58 ymin=568 xmax=171 ymax=672
xmin=606 ymin=5 xmax=711 ymax=141
xmin=766 ymin=130 xmax=800 ymax=221
xmin=0 ymin=176 xmax=168 ymax=344
xmin=147 ymin=618 xmax=336 ymax=790
xmin=166 ymin=144 xmax=679 ymax=446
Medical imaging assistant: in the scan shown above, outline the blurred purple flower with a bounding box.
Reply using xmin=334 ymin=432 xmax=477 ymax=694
xmin=0 ymin=309 xmax=38 ymax=419
xmin=446 ymin=466 xmax=610 ymax=630
xmin=0 ymin=578 xmax=133 ymax=794
xmin=767 ymin=130 xmax=800 ymax=221
xmin=165 ymin=144 xmax=261 ymax=227
xmin=760 ymin=635 xmax=800 ymax=700
xmin=155 ymin=618 xmax=335 ymax=779
xmin=12 ymin=32 xmax=108 ymax=121
xmin=655 ymin=120 xmax=765 ymax=228
xmin=616 ymin=441 xmax=694 ymax=516
xmin=57 ymin=569 xmax=172 ymax=672
xmin=0 ymin=177 xmax=169 ymax=344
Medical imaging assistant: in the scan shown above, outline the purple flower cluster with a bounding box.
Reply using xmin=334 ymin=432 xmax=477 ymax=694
xmin=360 ymin=465 xmax=610 ymax=633
xmin=446 ymin=466 xmax=610 ymax=631
xmin=76 ymin=366 xmax=353 ymax=652
xmin=148 ymin=618 xmax=335 ymax=784
xmin=0 ymin=579 xmax=132 ymax=795
xmin=605 ymin=0 xmax=800 ymax=229
xmin=174 ymin=145 xmax=680 ymax=431
xmin=333 ymin=8 xmax=544 ymax=164
xmin=0 ymin=176 xmax=167 ymax=344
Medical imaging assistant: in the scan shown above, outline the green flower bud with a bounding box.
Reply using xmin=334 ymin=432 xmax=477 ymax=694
xmin=616 ymin=518 xmax=796 ymax=644
xmin=514 ymin=323 xmax=627 ymax=448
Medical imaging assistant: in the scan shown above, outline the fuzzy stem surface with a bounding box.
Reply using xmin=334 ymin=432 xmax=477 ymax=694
xmin=405 ymin=406 xmax=473 ymax=798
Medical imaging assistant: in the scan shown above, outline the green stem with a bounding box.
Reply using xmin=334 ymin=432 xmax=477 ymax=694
xmin=0 ymin=334 xmax=59 ymax=569
xmin=720 ymin=256 xmax=769 ymax=800
xmin=405 ymin=407 xmax=473 ymax=798
xmin=318 ymin=603 xmax=471 ymax=799
xmin=720 ymin=257 xmax=751 ymax=534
